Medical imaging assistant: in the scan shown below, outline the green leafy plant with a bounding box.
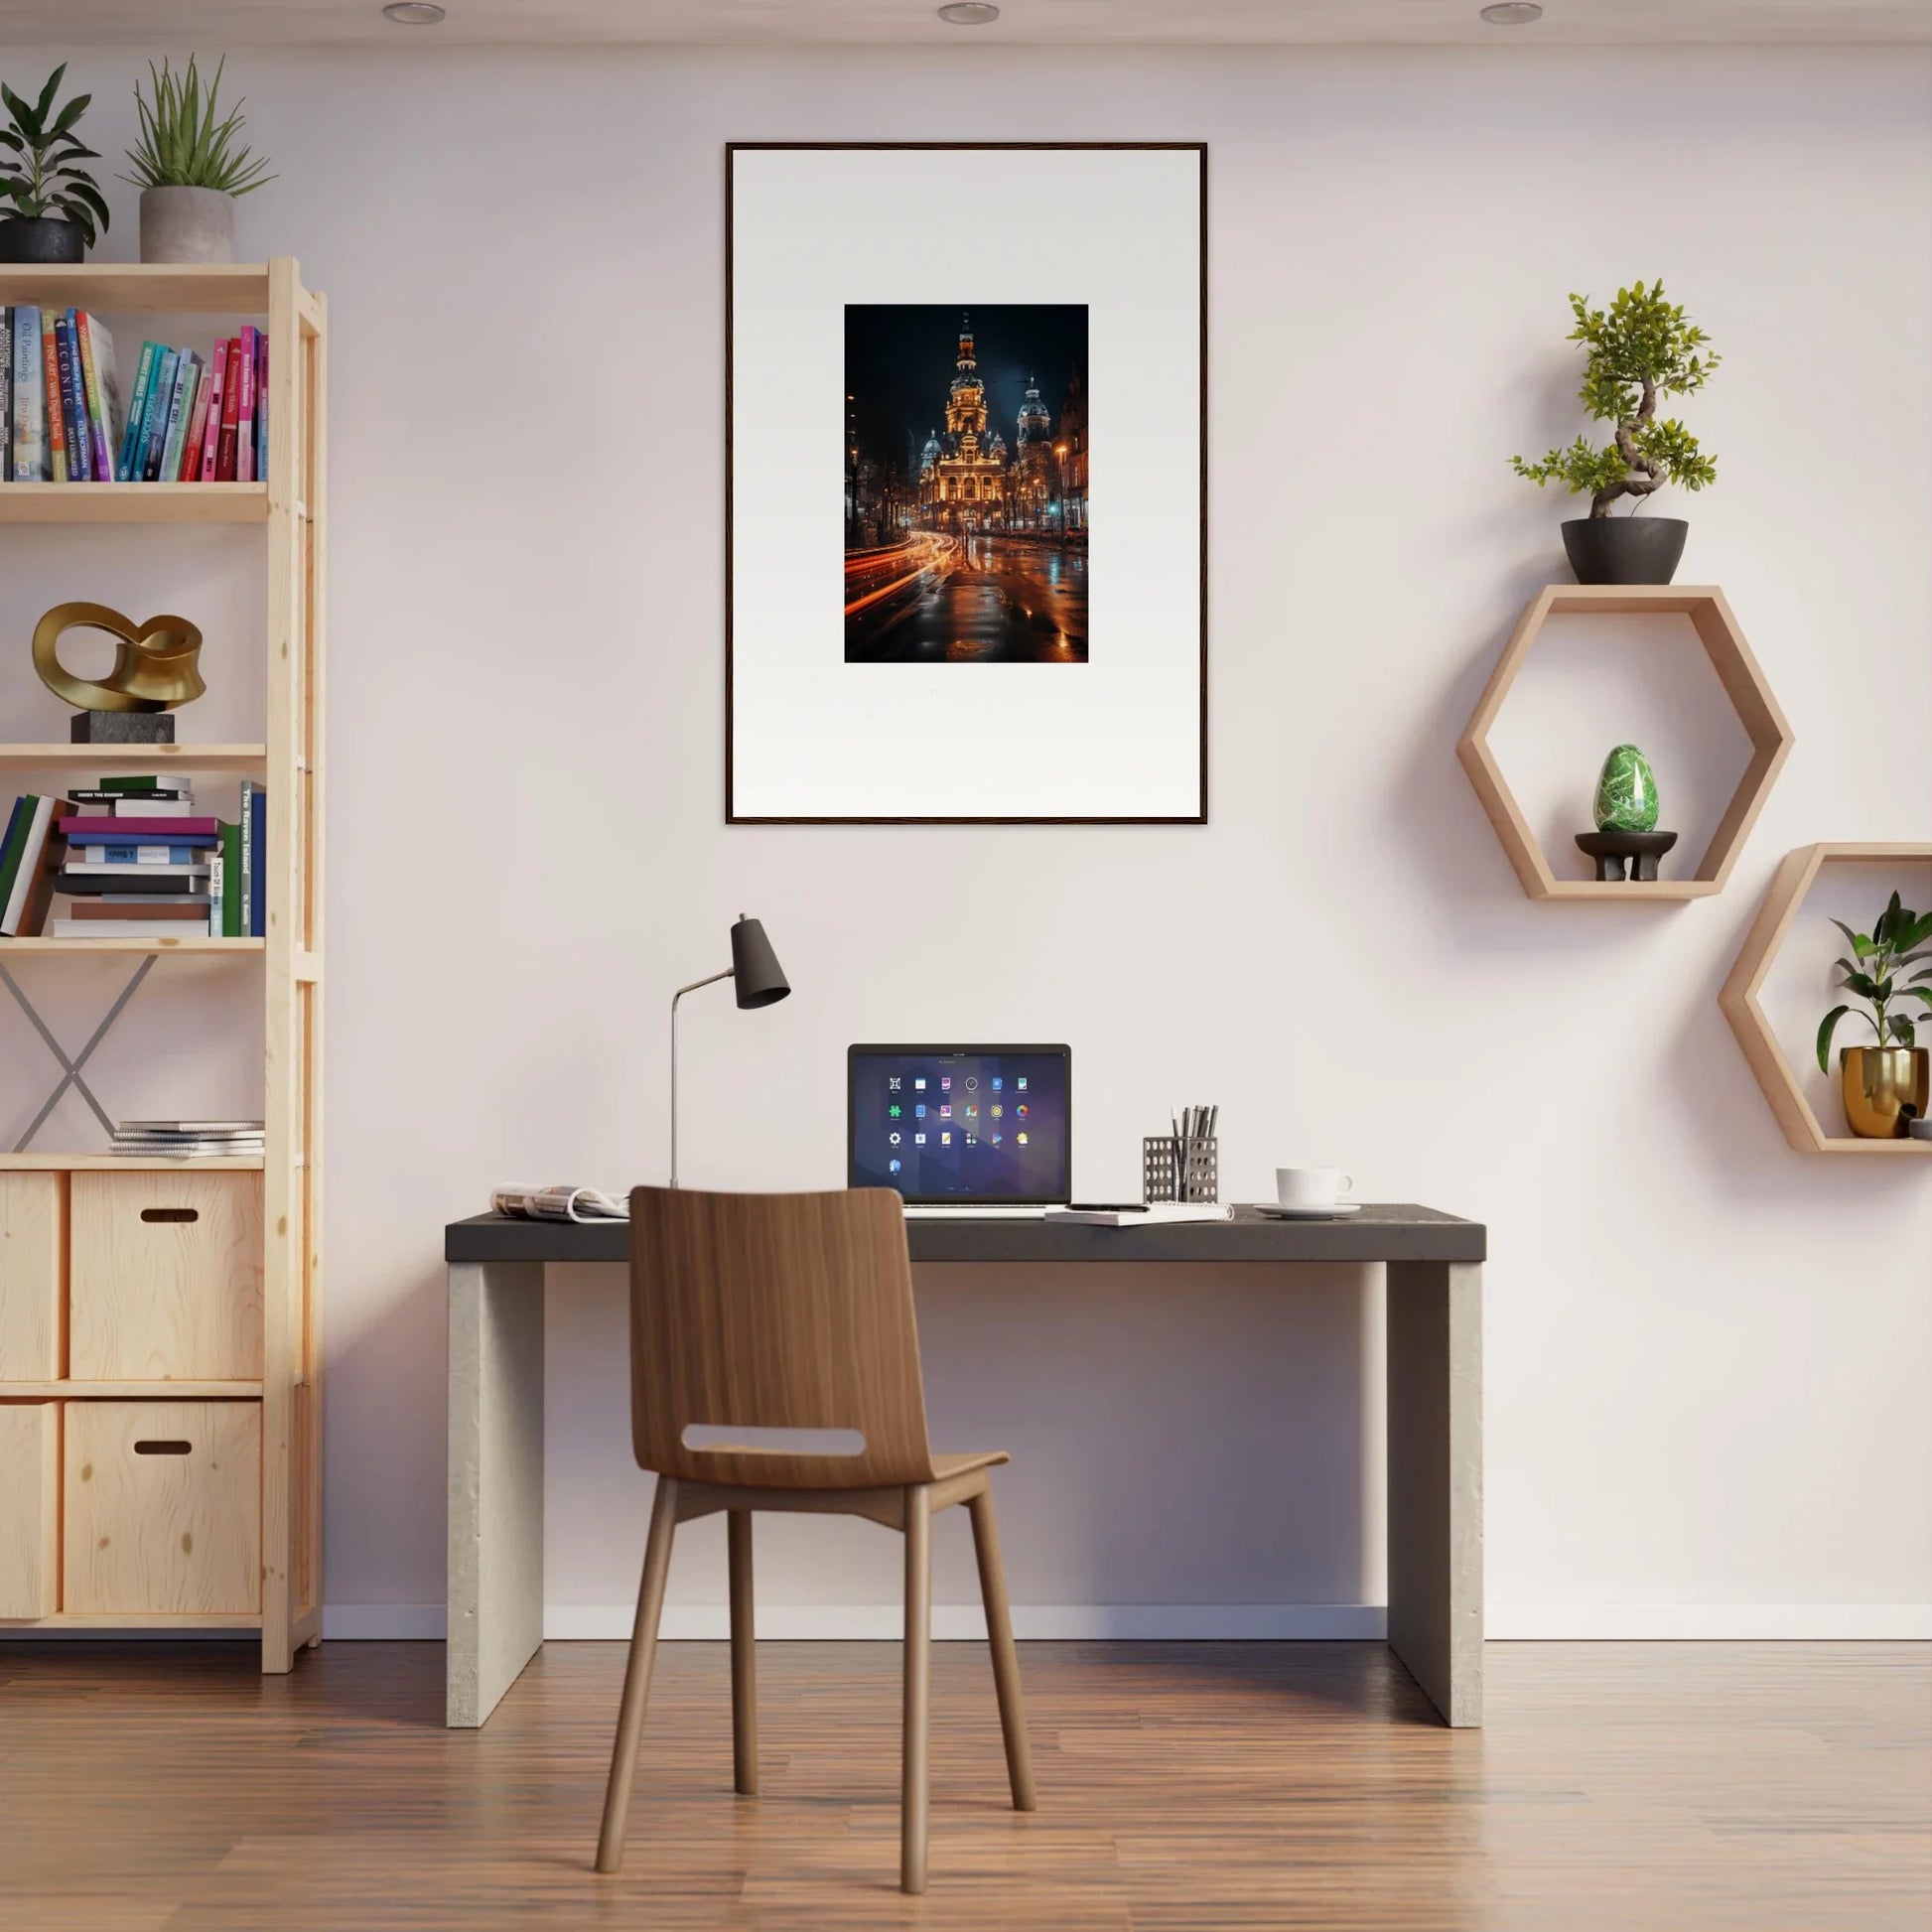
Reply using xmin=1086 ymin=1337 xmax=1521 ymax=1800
xmin=122 ymin=56 xmax=274 ymax=198
xmin=1816 ymin=893 xmax=1932 ymax=1071
xmin=0 ymin=65 xmax=110 ymax=245
xmin=1512 ymin=281 xmax=1719 ymax=519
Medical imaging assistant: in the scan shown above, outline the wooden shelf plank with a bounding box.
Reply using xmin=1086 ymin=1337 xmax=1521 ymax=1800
xmin=0 ymin=937 xmax=264 ymax=955
xmin=0 ymin=1611 xmax=262 ymax=1630
xmin=1539 ymin=882 xmax=1722 ymax=901
xmin=0 ymin=744 xmax=266 ymax=766
xmin=0 ymin=263 xmax=270 ymax=312
xmin=0 ymin=1155 xmax=265 ymax=1172
xmin=0 ymin=483 xmax=266 ymax=524
xmin=1814 ymin=1139 xmax=1932 ymax=1157
xmin=0 ymin=1380 xmax=262 ymax=1398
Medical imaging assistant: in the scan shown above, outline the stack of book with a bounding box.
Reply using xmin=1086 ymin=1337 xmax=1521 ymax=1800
xmin=111 ymin=1119 xmax=265 ymax=1161
xmin=0 ymin=775 xmax=267 ymax=939
xmin=1 ymin=308 xmax=266 ymax=484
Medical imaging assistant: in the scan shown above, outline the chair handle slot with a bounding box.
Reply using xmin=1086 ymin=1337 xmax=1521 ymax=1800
xmin=681 ymin=1424 xmax=866 ymax=1456
xmin=133 ymin=1439 xmax=193 ymax=1455
xmin=140 ymin=1207 xmax=200 ymax=1224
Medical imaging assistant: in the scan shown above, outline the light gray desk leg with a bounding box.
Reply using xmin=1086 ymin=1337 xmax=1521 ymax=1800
xmin=448 ymin=1260 xmax=546 ymax=1727
xmin=1386 ymin=1260 xmax=1483 ymax=1726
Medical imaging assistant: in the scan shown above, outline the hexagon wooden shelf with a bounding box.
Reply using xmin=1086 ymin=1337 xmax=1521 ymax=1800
xmin=1720 ymin=842 xmax=1932 ymax=1159
xmin=1457 ymin=586 xmax=1795 ymax=900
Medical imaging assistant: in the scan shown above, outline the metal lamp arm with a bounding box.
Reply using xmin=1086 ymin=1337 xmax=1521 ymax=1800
xmin=668 ymin=968 xmax=735 ymax=1187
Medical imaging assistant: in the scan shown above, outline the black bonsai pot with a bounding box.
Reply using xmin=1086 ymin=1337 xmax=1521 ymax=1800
xmin=1561 ymin=516 xmax=1688 ymax=586
xmin=0 ymin=215 xmax=86 ymax=264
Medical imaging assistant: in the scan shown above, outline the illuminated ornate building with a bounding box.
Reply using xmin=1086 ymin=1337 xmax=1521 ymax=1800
xmin=1010 ymin=374 xmax=1058 ymax=531
xmin=917 ymin=316 xmax=1009 ymax=530
xmin=1058 ymin=368 xmax=1087 ymax=535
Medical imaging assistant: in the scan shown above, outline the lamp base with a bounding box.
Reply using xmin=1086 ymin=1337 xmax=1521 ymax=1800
xmin=70 ymin=711 xmax=176 ymax=744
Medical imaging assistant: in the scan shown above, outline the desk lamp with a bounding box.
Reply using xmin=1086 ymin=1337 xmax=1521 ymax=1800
xmin=669 ymin=915 xmax=790 ymax=1186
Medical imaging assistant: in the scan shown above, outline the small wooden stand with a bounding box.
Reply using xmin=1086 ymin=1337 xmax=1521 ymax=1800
xmin=1574 ymin=829 xmax=1679 ymax=883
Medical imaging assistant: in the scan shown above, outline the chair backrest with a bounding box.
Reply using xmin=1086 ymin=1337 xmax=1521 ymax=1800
xmin=626 ymin=1185 xmax=938 ymax=1490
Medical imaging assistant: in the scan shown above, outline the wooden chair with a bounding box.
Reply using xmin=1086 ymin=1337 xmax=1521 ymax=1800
xmin=595 ymin=1185 xmax=1037 ymax=1893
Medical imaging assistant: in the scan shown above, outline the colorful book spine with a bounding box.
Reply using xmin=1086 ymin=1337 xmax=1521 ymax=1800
xmin=138 ymin=347 xmax=180 ymax=483
xmin=80 ymin=844 xmax=206 ymax=865
xmin=158 ymin=352 xmax=200 ymax=485
xmin=1 ymin=796 xmax=58 ymax=936
xmin=62 ymin=816 xmax=220 ymax=840
xmin=247 ymin=784 xmax=266 ymax=939
xmin=40 ymin=311 xmax=67 ymax=483
xmin=117 ymin=340 xmax=159 ymax=480
xmin=179 ymin=357 xmax=213 ymax=481
xmin=12 ymin=308 xmax=45 ymax=481
xmin=198 ymin=341 xmax=228 ymax=481
xmin=235 ymin=327 xmax=258 ymax=484
xmin=0 ymin=307 xmax=11 ymax=483
xmin=75 ymin=312 xmax=116 ymax=483
xmin=215 ymin=339 xmax=242 ymax=481
xmin=56 ymin=313 xmax=89 ymax=482
xmin=254 ymin=332 xmax=268 ymax=481
xmin=219 ymin=821 xmax=242 ymax=937
xmin=0 ymin=796 xmax=30 ymax=907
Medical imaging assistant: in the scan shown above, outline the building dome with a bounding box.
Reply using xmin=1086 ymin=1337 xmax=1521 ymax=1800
xmin=1018 ymin=375 xmax=1050 ymax=443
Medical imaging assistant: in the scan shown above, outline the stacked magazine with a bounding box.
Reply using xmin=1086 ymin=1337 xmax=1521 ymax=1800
xmin=112 ymin=1119 xmax=265 ymax=1160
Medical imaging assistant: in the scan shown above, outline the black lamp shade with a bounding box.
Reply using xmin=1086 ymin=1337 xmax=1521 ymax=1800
xmin=730 ymin=915 xmax=790 ymax=1009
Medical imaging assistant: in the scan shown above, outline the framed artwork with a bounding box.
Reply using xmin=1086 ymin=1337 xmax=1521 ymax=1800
xmin=726 ymin=142 xmax=1206 ymax=824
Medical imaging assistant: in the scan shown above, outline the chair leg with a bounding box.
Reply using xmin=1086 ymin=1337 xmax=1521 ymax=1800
xmin=901 ymin=1483 xmax=933 ymax=1895
xmin=967 ymin=1484 xmax=1037 ymax=1812
xmin=595 ymin=1475 xmax=680 ymax=1874
xmin=728 ymin=1508 xmax=758 ymax=1796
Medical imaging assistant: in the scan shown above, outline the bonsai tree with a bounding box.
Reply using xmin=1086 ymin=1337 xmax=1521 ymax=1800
xmin=1512 ymin=281 xmax=1718 ymax=518
xmin=123 ymin=57 xmax=275 ymax=200
xmin=1817 ymin=893 xmax=1932 ymax=1071
xmin=0 ymin=64 xmax=110 ymax=246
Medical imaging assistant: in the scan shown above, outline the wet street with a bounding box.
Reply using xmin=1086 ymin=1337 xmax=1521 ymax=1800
xmin=845 ymin=532 xmax=1088 ymax=662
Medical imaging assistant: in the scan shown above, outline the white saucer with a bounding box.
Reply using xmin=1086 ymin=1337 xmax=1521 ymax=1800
xmin=1250 ymin=1201 xmax=1361 ymax=1219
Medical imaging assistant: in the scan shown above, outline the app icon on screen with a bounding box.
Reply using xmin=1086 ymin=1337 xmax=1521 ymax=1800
xmin=889 ymin=1159 xmax=902 ymax=1173
xmin=890 ymin=1132 xmax=901 ymax=1145
xmin=1017 ymin=1133 xmax=1029 ymax=1145
xmin=940 ymin=1132 xmax=951 ymax=1146
xmin=941 ymin=1076 xmax=952 ymax=1091
xmin=964 ymin=1105 xmax=977 ymax=1119
xmin=889 ymin=1104 xmax=901 ymax=1118
xmin=1017 ymin=1076 xmax=1028 ymax=1091
xmin=990 ymin=1104 xmax=1003 ymax=1119
xmin=965 ymin=1076 xmax=978 ymax=1091
xmin=991 ymin=1133 xmax=1003 ymax=1146
xmin=1016 ymin=1103 xmax=1029 ymax=1119
xmin=915 ymin=1103 xmax=926 ymax=1119
xmin=991 ymin=1076 xmax=1003 ymax=1092
xmin=914 ymin=1077 xmax=926 ymax=1090
xmin=914 ymin=1133 xmax=926 ymax=1145
xmin=889 ymin=1076 xmax=901 ymax=1091
xmin=965 ymin=1135 xmax=977 ymax=1146
xmin=939 ymin=1104 xmax=951 ymax=1118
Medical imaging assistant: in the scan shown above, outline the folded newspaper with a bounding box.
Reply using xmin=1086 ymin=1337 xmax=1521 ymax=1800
xmin=491 ymin=1184 xmax=630 ymax=1224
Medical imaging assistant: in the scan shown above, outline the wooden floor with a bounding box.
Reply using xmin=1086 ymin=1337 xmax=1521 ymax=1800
xmin=0 ymin=1640 xmax=1926 ymax=1930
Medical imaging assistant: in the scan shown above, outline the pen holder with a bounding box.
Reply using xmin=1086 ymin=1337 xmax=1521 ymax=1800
xmin=1143 ymin=1135 xmax=1218 ymax=1205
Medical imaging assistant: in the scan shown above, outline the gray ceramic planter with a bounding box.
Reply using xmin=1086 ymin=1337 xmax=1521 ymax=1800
xmin=139 ymin=186 xmax=236 ymax=264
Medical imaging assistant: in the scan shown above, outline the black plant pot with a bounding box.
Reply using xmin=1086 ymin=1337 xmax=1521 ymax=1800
xmin=1561 ymin=516 xmax=1689 ymax=586
xmin=0 ymin=215 xmax=86 ymax=264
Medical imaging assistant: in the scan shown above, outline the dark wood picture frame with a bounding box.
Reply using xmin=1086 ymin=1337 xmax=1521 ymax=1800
xmin=725 ymin=141 xmax=1208 ymax=826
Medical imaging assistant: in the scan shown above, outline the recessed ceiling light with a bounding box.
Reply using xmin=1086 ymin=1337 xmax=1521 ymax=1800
xmin=937 ymin=2 xmax=1001 ymax=23
xmin=382 ymin=2 xmax=447 ymax=22
xmin=1479 ymin=2 xmax=1543 ymax=21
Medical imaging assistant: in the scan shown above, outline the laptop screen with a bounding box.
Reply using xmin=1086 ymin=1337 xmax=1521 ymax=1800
xmin=848 ymin=1044 xmax=1071 ymax=1204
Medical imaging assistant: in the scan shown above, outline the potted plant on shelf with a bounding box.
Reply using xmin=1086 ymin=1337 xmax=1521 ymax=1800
xmin=0 ymin=66 xmax=109 ymax=264
xmin=1511 ymin=281 xmax=1719 ymax=586
xmin=1816 ymin=892 xmax=1932 ymax=1138
xmin=123 ymin=56 xmax=274 ymax=265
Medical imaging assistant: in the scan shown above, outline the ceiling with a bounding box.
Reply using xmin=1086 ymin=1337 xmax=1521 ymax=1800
xmin=3 ymin=0 xmax=1928 ymax=48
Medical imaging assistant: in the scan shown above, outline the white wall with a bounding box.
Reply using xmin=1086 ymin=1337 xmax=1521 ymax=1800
xmin=3 ymin=44 xmax=1928 ymax=1640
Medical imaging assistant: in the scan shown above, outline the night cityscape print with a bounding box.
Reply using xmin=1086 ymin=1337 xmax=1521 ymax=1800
xmin=844 ymin=305 xmax=1088 ymax=663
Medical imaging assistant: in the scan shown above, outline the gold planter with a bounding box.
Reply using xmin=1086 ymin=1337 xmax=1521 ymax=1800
xmin=1840 ymin=1045 xmax=1930 ymax=1139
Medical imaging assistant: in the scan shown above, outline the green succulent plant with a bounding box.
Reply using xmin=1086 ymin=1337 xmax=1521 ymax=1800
xmin=123 ymin=56 xmax=275 ymax=198
xmin=0 ymin=65 xmax=110 ymax=246
xmin=1512 ymin=280 xmax=1719 ymax=519
xmin=1816 ymin=893 xmax=1932 ymax=1071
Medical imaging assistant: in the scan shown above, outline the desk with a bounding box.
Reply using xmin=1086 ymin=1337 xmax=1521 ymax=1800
xmin=444 ymin=1204 xmax=1484 ymax=1729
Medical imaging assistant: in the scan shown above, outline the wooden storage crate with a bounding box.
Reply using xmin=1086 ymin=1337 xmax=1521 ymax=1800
xmin=0 ymin=1402 xmax=60 ymax=1618
xmin=64 ymin=1401 xmax=261 ymax=1615
xmin=0 ymin=1173 xmax=66 ymax=1380
xmin=69 ymin=1172 xmax=263 ymax=1382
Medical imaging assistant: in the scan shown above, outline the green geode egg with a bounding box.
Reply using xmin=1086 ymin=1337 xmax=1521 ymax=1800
xmin=1594 ymin=744 xmax=1659 ymax=832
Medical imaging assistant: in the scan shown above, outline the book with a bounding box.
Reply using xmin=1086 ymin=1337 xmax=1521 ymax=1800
xmin=50 ymin=916 xmax=216 ymax=938
xmin=180 ymin=355 xmax=213 ymax=481
xmin=235 ymin=326 xmax=258 ymax=484
xmin=74 ymin=797 xmax=199 ymax=819
xmin=1042 ymin=1204 xmax=1234 ymax=1227
xmin=1 ymin=796 xmax=59 ymax=935
xmin=117 ymin=340 xmax=160 ymax=480
xmin=56 ymin=868 xmax=209 ymax=892
xmin=254 ymin=330 xmax=267 ymax=480
xmin=158 ymin=352 xmax=200 ymax=484
xmin=98 ymin=774 xmax=185 ymax=794
xmin=55 ymin=312 xmax=88 ymax=482
xmin=247 ymin=784 xmax=266 ymax=938
xmin=0 ymin=305 xmax=10 ymax=481
xmin=0 ymin=796 xmax=31 ymax=909
xmin=215 ymin=338 xmax=242 ymax=480
xmin=122 ymin=1119 xmax=265 ymax=1133
xmin=66 ymin=790 xmax=193 ymax=806
xmin=136 ymin=346 xmax=178 ymax=482
xmin=74 ymin=844 xmax=207 ymax=864
xmin=219 ymin=819 xmax=242 ymax=937
xmin=62 ymin=815 xmax=219 ymax=840
xmin=11 ymin=307 xmax=44 ymax=480
xmin=66 ymin=897 xmax=211 ymax=920
xmin=75 ymin=312 xmax=119 ymax=483
xmin=198 ymin=340 xmax=227 ymax=481
xmin=40 ymin=310 xmax=67 ymax=483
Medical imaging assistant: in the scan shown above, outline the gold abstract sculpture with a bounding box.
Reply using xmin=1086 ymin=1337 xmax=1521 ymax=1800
xmin=33 ymin=602 xmax=206 ymax=714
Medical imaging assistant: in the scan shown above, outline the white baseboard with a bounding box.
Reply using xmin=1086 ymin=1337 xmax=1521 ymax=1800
xmin=1487 ymin=1603 xmax=1932 ymax=1640
xmin=312 ymin=1601 xmax=1932 ymax=1643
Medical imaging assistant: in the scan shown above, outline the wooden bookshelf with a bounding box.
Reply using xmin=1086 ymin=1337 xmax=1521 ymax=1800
xmin=0 ymin=259 xmax=326 ymax=1674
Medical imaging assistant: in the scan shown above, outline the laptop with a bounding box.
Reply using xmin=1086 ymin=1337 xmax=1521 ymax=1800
xmin=848 ymin=1044 xmax=1071 ymax=1216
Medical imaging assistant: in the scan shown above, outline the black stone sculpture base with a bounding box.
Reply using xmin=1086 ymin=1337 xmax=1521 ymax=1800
xmin=70 ymin=711 xmax=175 ymax=744
xmin=1575 ymin=829 xmax=1679 ymax=882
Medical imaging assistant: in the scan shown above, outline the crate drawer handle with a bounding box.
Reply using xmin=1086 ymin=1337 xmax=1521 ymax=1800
xmin=134 ymin=1440 xmax=193 ymax=1455
xmin=140 ymin=1207 xmax=200 ymax=1224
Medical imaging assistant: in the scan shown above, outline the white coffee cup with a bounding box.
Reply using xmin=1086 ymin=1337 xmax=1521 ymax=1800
xmin=1276 ymin=1167 xmax=1353 ymax=1210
